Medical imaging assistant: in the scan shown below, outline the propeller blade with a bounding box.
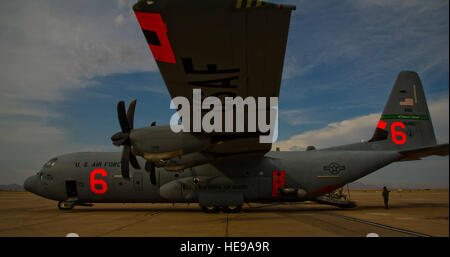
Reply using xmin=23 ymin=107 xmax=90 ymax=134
xmin=127 ymin=99 xmax=137 ymax=130
xmin=129 ymin=151 xmax=141 ymax=170
xmin=121 ymin=145 xmax=130 ymax=179
xmin=150 ymin=168 xmax=156 ymax=185
xmin=111 ymin=132 xmax=129 ymax=146
xmin=145 ymin=161 xmax=156 ymax=185
xmin=117 ymin=101 xmax=129 ymax=133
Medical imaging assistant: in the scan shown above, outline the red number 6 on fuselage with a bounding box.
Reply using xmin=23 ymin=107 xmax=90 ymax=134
xmin=90 ymin=169 xmax=108 ymax=194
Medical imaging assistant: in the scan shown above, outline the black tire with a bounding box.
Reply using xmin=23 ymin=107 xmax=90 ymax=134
xmin=223 ymin=205 xmax=242 ymax=213
xmin=58 ymin=201 xmax=75 ymax=210
xmin=200 ymin=205 xmax=221 ymax=213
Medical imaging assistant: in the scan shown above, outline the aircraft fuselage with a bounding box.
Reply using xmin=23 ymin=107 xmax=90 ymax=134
xmin=24 ymin=150 xmax=402 ymax=209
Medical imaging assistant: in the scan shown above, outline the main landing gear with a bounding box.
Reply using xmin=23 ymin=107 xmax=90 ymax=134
xmin=200 ymin=205 xmax=242 ymax=213
xmin=58 ymin=200 xmax=93 ymax=210
xmin=58 ymin=200 xmax=75 ymax=210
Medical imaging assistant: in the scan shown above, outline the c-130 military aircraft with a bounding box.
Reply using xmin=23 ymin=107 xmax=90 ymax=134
xmin=25 ymin=0 xmax=448 ymax=213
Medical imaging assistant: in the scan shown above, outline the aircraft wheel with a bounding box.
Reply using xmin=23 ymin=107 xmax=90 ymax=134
xmin=223 ymin=205 xmax=242 ymax=213
xmin=200 ymin=205 xmax=221 ymax=213
xmin=58 ymin=201 xmax=75 ymax=210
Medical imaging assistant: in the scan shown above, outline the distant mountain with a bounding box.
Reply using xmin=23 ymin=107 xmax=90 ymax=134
xmin=0 ymin=184 xmax=24 ymax=191
xmin=347 ymin=181 xmax=448 ymax=190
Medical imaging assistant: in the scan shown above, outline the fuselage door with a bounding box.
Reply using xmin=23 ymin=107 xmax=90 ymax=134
xmin=65 ymin=180 xmax=78 ymax=200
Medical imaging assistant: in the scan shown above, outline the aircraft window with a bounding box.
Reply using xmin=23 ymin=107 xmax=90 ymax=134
xmin=143 ymin=30 xmax=161 ymax=46
xmin=44 ymin=158 xmax=58 ymax=168
xmin=36 ymin=170 xmax=43 ymax=180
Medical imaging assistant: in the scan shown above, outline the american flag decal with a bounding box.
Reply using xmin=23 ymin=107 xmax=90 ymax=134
xmin=400 ymin=97 xmax=414 ymax=106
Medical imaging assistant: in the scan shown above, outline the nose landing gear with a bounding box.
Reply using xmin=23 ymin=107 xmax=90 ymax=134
xmin=58 ymin=200 xmax=75 ymax=210
xmin=58 ymin=199 xmax=93 ymax=210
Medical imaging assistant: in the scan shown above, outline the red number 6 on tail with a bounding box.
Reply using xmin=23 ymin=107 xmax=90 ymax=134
xmin=391 ymin=122 xmax=407 ymax=145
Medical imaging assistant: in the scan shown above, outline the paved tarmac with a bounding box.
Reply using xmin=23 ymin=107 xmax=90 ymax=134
xmin=0 ymin=190 xmax=447 ymax=237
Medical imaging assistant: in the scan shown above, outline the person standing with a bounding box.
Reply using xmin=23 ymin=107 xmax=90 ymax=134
xmin=382 ymin=186 xmax=390 ymax=209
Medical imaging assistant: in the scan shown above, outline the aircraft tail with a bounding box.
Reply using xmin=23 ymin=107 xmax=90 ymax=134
xmin=368 ymin=71 xmax=437 ymax=150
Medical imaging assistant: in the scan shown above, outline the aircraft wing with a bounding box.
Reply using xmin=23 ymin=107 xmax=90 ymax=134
xmin=133 ymin=0 xmax=295 ymax=155
xmin=398 ymin=143 xmax=449 ymax=161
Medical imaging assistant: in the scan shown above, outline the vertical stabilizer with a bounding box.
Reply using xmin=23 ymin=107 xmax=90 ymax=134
xmin=369 ymin=71 xmax=437 ymax=150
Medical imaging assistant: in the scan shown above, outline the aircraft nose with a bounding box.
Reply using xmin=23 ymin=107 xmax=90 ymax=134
xmin=24 ymin=175 xmax=38 ymax=194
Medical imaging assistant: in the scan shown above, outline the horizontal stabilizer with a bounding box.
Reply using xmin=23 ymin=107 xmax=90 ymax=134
xmin=399 ymin=143 xmax=449 ymax=161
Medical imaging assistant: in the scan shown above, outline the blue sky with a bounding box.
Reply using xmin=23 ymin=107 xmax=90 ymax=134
xmin=0 ymin=0 xmax=448 ymax=187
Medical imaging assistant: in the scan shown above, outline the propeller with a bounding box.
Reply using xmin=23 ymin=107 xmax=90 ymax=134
xmin=144 ymin=121 xmax=157 ymax=184
xmin=111 ymin=99 xmax=141 ymax=179
xmin=145 ymin=161 xmax=157 ymax=185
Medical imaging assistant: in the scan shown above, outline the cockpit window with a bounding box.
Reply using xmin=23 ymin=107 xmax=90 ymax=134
xmin=44 ymin=158 xmax=58 ymax=168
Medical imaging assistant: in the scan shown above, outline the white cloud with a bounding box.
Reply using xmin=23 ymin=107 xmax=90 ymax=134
xmin=0 ymin=98 xmax=61 ymax=119
xmin=0 ymin=1 xmax=155 ymax=184
xmin=117 ymin=0 xmax=130 ymax=9
xmin=279 ymin=109 xmax=320 ymax=126
xmin=281 ymin=0 xmax=449 ymax=84
xmin=0 ymin=1 xmax=156 ymax=103
xmin=114 ymin=14 xmax=126 ymax=27
xmin=429 ymin=95 xmax=450 ymax=143
xmin=274 ymin=113 xmax=380 ymax=151
xmin=0 ymin=118 xmax=115 ymax=184
xmin=129 ymin=85 xmax=170 ymax=95
xmin=354 ymin=0 xmax=447 ymax=12
xmin=273 ymin=96 xmax=449 ymax=151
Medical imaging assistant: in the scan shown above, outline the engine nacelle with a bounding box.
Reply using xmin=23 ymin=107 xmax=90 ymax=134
xmin=130 ymin=125 xmax=210 ymax=161
xmin=163 ymin=152 xmax=214 ymax=171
